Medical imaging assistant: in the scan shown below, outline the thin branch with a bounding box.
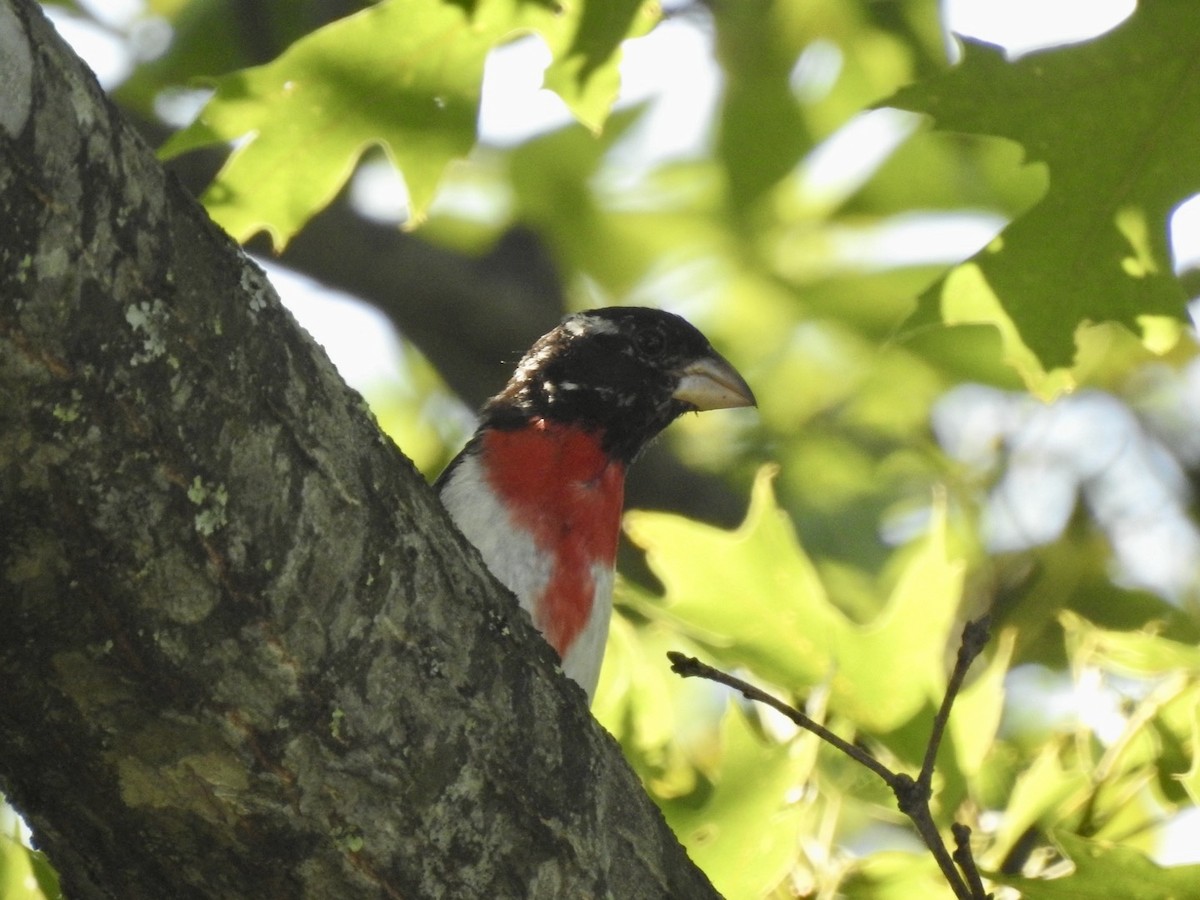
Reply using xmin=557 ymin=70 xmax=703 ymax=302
xmin=919 ymin=616 xmax=992 ymax=791
xmin=890 ymin=773 xmax=970 ymax=898
xmin=953 ymin=823 xmax=989 ymax=900
xmin=668 ymin=616 xmax=995 ymax=900
xmin=666 ymin=653 xmax=894 ymax=785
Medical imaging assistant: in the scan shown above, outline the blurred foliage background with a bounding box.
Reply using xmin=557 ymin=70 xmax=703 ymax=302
xmin=13 ymin=0 xmax=1200 ymax=896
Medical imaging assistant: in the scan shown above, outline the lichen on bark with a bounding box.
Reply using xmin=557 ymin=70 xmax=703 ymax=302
xmin=0 ymin=1 xmax=717 ymax=897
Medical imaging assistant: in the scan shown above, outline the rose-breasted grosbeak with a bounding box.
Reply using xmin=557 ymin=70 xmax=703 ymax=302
xmin=436 ymin=307 xmax=755 ymax=702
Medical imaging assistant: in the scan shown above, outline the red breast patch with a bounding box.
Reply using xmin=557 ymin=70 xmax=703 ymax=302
xmin=480 ymin=421 xmax=625 ymax=657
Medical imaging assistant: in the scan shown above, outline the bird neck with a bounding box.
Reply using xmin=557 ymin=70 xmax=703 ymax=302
xmin=482 ymin=392 xmax=678 ymax=465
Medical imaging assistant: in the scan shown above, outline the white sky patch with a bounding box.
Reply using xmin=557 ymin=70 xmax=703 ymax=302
xmin=478 ymin=18 xmax=721 ymax=171
xmin=46 ymin=0 xmax=169 ymax=88
xmin=44 ymin=6 xmax=135 ymax=88
xmin=827 ymin=211 xmax=1008 ymax=270
xmin=349 ymin=157 xmax=413 ymax=225
xmin=1156 ymin=807 xmax=1200 ymax=865
xmin=127 ymin=16 xmax=172 ymax=65
xmin=425 ymin=158 xmax=513 ymax=225
xmin=791 ymin=38 xmax=843 ymax=104
xmin=258 ymin=260 xmax=407 ymax=391
xmin=935 ymin=385 xmax=1200 ymax=604
xmin=478 ymin=36 xmax=572 ymax=147
xmin=611 ymin=16 xmax=722 ymax=166
xmin=153 ymin=86 xmax=213 ymax=129
xmin=797 ymin=108 xmax=922 ymax=213
xmin=77 ymin=0 xmax=144 ymax=29
xmin=945 ymin=0 xmax=1136 ymax=56
xmin=1170 ymin=194 xmax=1200 ymax=274
xmin=1002 ymin=664 xmax=1129 ymax=744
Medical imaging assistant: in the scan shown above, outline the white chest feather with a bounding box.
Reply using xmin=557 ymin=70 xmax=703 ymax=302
xmin=438 ymin=452 xmax=613 ymax=702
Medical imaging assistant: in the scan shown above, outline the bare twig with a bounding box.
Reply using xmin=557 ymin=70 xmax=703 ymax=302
xmin=920 ymin=616 xmax=993 ymax=791
xmin=665 ymin=653 xmax=894 ymax=785
xmin=890 ymin=772 xmax=970 ymax=898
xmin=668 ymin=616 xmax=995 ymax=900
xmin=953 ymin=823 xmax=988 ymax=899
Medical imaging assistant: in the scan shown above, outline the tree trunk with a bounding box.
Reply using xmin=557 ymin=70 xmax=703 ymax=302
xmin=0 ymin=1 xmax=719 ymax=897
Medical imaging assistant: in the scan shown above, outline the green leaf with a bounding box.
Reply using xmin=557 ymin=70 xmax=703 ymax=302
xmin=890 ymin=1 xmax=1200 ymax=369
xmin=625 ymin=465 xmax=839 ymax=687
xmin=711 ymin=0 xmax=808 ymax=212
xmin=983 ymin=744 xmax=1089 ymax=869
xmin=840 ymin=850 xmax=958 ymax=900
xmin=1177 ymin=697 xmax=1200 ymax=806
xmin=161 ymin=0 xmax=656 ymax=246
xmin=624 ymin=466 xmax=965 ymax=732
xmin=1060 ymin=611 xmax=1200 ymax=676
xmin=593 ymin=613 xmax=706 ymax=799
xmin=161 ymin=0 xmax=490 ymax=245
xmin=542 ymin=0 xmax=656 ymax=134
xmin=659 ymin=706 xmax=811 ymax=900
xmin=507 ymin=105 xmax=687 ymax=295
xmin=1000 ymin=832 xmax=1200 ymax=899
xmin=0 ymin=827 xmax=57 ymax=900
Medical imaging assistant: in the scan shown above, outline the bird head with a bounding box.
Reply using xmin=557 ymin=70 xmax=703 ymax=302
xmin=482 ymin=307 xmax=756 ymax=463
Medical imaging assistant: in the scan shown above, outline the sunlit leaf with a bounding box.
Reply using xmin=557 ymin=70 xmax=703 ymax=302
xmin=1061 ymin=611 xmax=1200 ymax=676
xmin=0 ymin=827 xmax=55 ymax=900
xmin=983 ymin=743 xmax=1088 ymax=868
xmin=839 ymin=850 xmax=958 ymax=900
xmin=624 ymin=466 xmax=965 ymax=732
xmin=161 ymin=0 xmax=655 ymax=246
xmin=160 ymin=0 xmax=491 ymax=245
xmin=1177 ymin=698 xmax=1200 ymax=806
xmin=541 ymin=0 xmax=656 ymax=133
xmin=593 ymin=611 xmax=718 ymax=799
xmin=659 ymin=706 xmax=811 ymax=900
xmin=999 ymin=832 xmax=1200 ymax=899
xmin=891 ymin=2 xmax=1200 ymax=369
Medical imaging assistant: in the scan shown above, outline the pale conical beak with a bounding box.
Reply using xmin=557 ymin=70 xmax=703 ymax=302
xmin=672 ymin=352 xmax=756 ymax=411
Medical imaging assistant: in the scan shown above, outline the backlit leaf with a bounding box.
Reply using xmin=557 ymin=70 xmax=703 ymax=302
xmin=659 ymin=707 xmax=811 ymax=900
xmin=161 ymin=0 xmax=655 ymax=246
xmin=1000 ymin=832 xmax=1200 ymax=899
xmin=890 ymin=1 xmax=1200 ymax=370
xmin=624 ymin=466 xmax=965 ymax=732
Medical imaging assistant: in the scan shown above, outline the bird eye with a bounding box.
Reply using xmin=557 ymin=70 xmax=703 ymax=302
xmin=635 ymin=329 xmax=666 ymax=357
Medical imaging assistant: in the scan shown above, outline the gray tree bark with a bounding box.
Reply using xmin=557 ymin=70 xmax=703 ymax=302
xmin=0 ymin=1 xmax=719 ymax=897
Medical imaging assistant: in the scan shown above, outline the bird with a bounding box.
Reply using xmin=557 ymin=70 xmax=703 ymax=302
xmin=436 ymin=307 xmax=755 ymax=703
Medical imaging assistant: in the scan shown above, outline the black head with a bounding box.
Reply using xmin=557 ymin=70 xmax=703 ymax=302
xmin=481 ymin=307 xmax=755 ymax=463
